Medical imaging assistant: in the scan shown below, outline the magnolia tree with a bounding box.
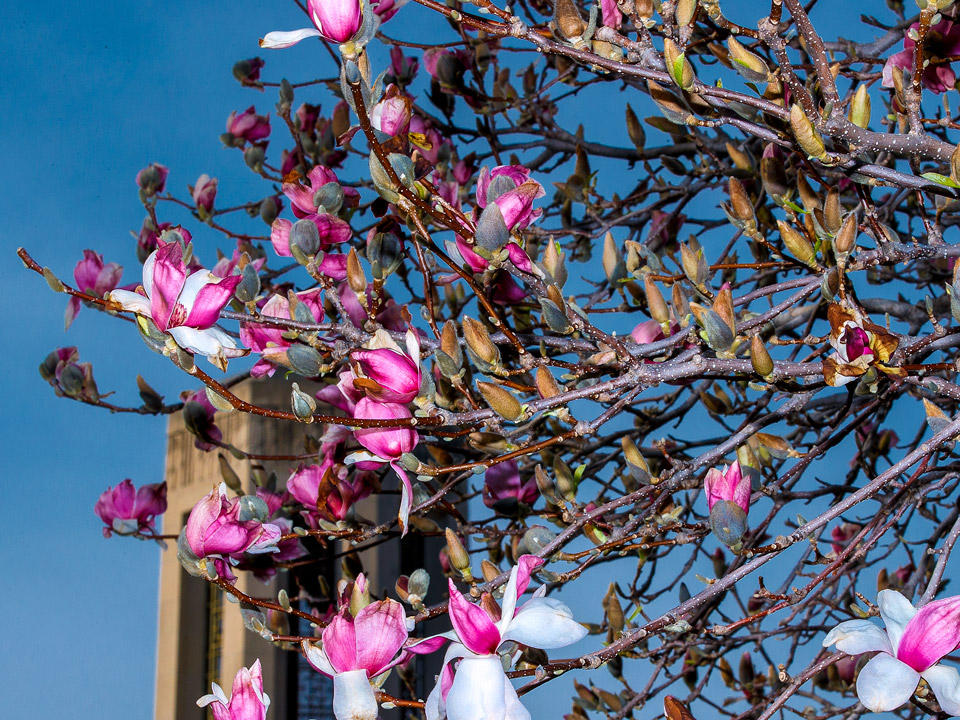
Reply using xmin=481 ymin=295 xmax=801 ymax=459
xmin=22 ymin=0 xmax=960 ymax=718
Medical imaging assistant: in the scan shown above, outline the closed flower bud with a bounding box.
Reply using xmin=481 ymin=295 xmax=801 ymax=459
xmin=553 ymin=0 xmax=586 ymax=41
xmin=463 ymin=316 xmax=500 ymax=366
xmin=848 ymin=84 xmax=872 ymax=128
xmin=346 ymin=248 xmax=367 ymax=296
xmin=835 ymin=213 xmax=858 ymax=256
xmin=644 ymin=276 xmax=671 ymax=328
xmin=675 ymin=0 xmax=697 ymax=26
xmin=289 ymin=218 xmax=321 ymax=256
xmin=680 ymin=243 xmax=708 ymax=287
xmin=727 ymin=36 xmax=770 ymax=83
xmin=789 ymin=104 xmax=826 ymax=160
xmin=535 ymin=464 xmax=558 ymax=501
xmin=445 ymin=528 xmax=472 ymax=580
xmin=727 ymin=178 xmax=755 ymax=225
xmin=710 ymin=500 xmax=748 ymax=546
xmin=536 ymin=366 xmax=561 ymax=399
xmin=664 ymin=38 xmax=696 ymax=90
xmin=777 ymin=220 xmax=816 ymax=266
xmin=477 ymin=381 xmax=523 ymax=421
xmin=750 ymin=335 xmax=774 ymax=377
xmin=291 ymin=382 xmax=317 ymax=420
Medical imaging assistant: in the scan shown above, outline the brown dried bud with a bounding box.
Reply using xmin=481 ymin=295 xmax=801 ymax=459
xmin=477 ymin=381 xmax=523 ymax=421
xmin=625 ymin=104 xmax=646 ymax=151
xmin=728 ymin=177 xmax=755 ymax=224
xmin=346 ymin=248 xmax=367 ymax=297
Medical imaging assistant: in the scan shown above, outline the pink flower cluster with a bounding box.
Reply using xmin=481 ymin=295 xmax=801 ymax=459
xmin=95 ymin=479 xmax=167 ymax=538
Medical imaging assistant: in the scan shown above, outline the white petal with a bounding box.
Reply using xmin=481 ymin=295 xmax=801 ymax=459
xmin=822 ymin=620 xmax=893 ymax=656
xmin=109 ymin=289 xmax=152 ymax=317
xmin=303 ymin=641 xmax=337 ymax=677
xmin=259 ymin=28 xmax=322 ymax=49
xmin=176 ymin=270 xmax=218 ymax=313
xmin=333 ymin=669 xmax=378 ymax=720
xmin=169 ymin=325 xmax=246 ymax=361
xmin=142 ymin=250 xmax=157 ymax=299
xmin=502 ymin=673 xmax=531 ymax=720
xmin=445 ymin=656 xmax=507 ymax=720
xmin=501 ymin=597 xmax=587 ymax=650
xmin=856 ymin=652 xmax=920 ymax=712
xmin=878 ymin=589 xmax=918 ymax=654
xmin=922 ymin=663 xmax=960 ymax=716
xmin=497 ymin=565 xmax=521 ymax=638
xmin=425 ymin=681 xmax=445 ymax=720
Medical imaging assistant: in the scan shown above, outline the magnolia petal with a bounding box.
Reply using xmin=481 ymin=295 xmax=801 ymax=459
xmin=392 ymin=462 xmax=413 ymax=536
xmin=425 ymin=681 xmax=445 ymax=720
xmin=447 ymin=579 xmax=501 ymax=655
xmin=501 ymin=672 xmax=532 ymax=720
xmin=502 ymin=596 xmax=587 ymax=650
xmin=150 ymin=242 xmax=187 ymax=331
xmin=180 ymin=271 xmax=243 ymax=329
xmin=169 ymin=325 xmax=248 ymax=361
xmin=922 ymin=663 xmax=960 ymax=716
xmin=498 ymin=564 xmax=522 ymax=635
xmin=322 ymin=612 xmax=359 ymax=674
xmin=259 ymin=28 xmax=323 ymax=49
xmin=109 ymin=289 xmax=152 ymax=317
xmin=822 ymin=619 xmax=893 ymax=656
xmin=444 ymin=656 xmax=507 ymax=720
xmin=855 ymin=652 xmax=920 ymax=712
xmin=302 ymin=640 xmax=337 ymax=677
xmin=878 ymin=589 xmax=918 ymax=655
xmin=333 ymin=669 xmax=378 ymax=720
xmin=354 ymin=600 xmax=408 ymax=675
xmin=898 ymin=596 xmax=960 ymax=671
xmin=65 ymin=296 xmax=81 ymax=330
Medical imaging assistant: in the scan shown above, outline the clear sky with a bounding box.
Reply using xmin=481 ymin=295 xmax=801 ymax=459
xmin=0 ymin=1 xmax=926 ymax=719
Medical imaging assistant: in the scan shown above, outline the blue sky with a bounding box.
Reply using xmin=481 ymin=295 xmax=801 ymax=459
xmin=0 ymin=1 xmax=937 ymax=719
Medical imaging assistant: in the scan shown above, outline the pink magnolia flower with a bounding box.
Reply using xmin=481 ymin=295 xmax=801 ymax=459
xmin=703 ymin=460 xmax=749 ymax=513
xmin=65 ymin=250 xmax=123 ymax=330
xmin=39 ymin=346 xmax=101 ymax=401
xmin=191 ymin=174 xmax=218 ymax=213
xmin=482 ymin=460 xmax=538 ymax=513
xmin=350 ymin=397 xmax=418 ymax=532
xmin=351 ymin=330 xmax=422 ymax=404
xmin=109 ymin=241 xmax=247 ymax=369
xmin=427 ymin=556 xmax=587 ymax=720
xmin=303 ymin=592 xmax=443 ymax=720
xmin=704 ymin=460 xmax=750 ymax=547
xmin=830 ymin=522 xmax=861 ymax=555
xmin=287 ymin=458 xmax=375 ymax=524
xmin=183 ymin=483 xmax=282 ymax=581
xmin=600 ymin=0 xmax=621 ymax=29
xmin=232 ymin=57 xmax=265 ymax=87
xmin=823 ymin=590 xmax=960 ymax=714
xmin=136 ymin=162 xmax=168 ymax=197
xmin=882 ymin=19 xmax=960 ymax=95
xmin=369 ymin=85 xmax=412 ymax=137
xmin=197 ymin=660 xmax=270 ymax=720
xmin=475 ymin=165 xmax=544 ymax=232
xmin=239 ymin=290 xmax=325 ymax=377
xmin=227 ymin=106 xmax=271 ymax=142
xmin=373 ymin=0 xmax=408 ymax=22
xmin=94 ymin=479 xmax=167 ymax=538
xmin=260 ymin=0 xmax=362 ymax=49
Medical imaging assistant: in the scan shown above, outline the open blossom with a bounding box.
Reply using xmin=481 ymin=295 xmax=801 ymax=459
xmin=822 ymin=590 xmax=960 ymax=715
xmin=94 ymin=479 xmax=167 ymax=538
xmin=197 ymin=660 xmax=270 ymax=720
xmin=882 ymin=19 xmax=960 ymax=94
xmin=287 ymin=458 xmax=375 ymax=524
xmin=239 ymin=289 xmax=325 ymax=377
xmin=226 ymin=106 xmax=271 ymax=143
xmin=183 ymin=483 xmax=282 ymax=582
xmin=351 ymin=330 xmax=422 ymax=404
xmin=260 ymin=0 xmax=362 ymax=49
xmin=65 ymin=249 xmax=123 ymax=330
xmin=108 ymin=241 xmax=247 ymax=369
xmin=427 ymin=556 xmax=587 ymax=720
xmin=822 ymin=304 xmax=901 ymax=387
xmin=482 ymin=460 xmax=538 ymax=514
xmin=302 ymin=589 xmax=442 ymax=720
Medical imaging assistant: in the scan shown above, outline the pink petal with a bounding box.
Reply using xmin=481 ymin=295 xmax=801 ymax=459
xmin=322 ymin=611 xmax=359 ymax=674
xmin=447 ymin=579 xmax=501 ymax=655
xmin=897 ymin=595 xmax=960 ymax=671
xmin=181 ymin=273 xmax=243 ymax=329
xmin=150 ymin=242 xmax=187 ymax=331
xmin=271 ymin=219 xmax=293 ymax=257
xmin=354 ymin=600 xmax=408 ymax=675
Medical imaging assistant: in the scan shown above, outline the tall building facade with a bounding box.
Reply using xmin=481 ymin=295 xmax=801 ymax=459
xmin=154 ymin=379 xmax=439 ymax=720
